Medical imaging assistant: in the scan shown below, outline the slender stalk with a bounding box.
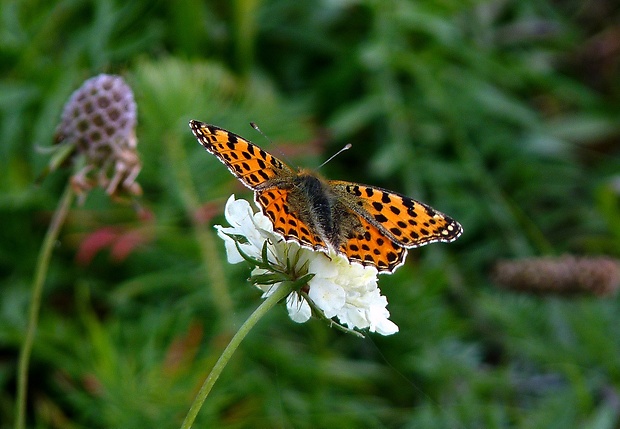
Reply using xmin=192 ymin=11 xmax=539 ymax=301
xmin=15 ymin=183 xmax=74 ymax=429
xmin=233 ymin=0 xmax=259 ymax=75
xmin=180 ymin=282 xmax=293 ymax=429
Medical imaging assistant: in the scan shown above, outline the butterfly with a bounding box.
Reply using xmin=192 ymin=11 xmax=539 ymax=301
xmin=190 ymin=120 xmax=462 ymax=273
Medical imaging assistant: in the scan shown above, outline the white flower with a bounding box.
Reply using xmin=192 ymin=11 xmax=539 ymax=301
xmin=215 ymin=195 xmax=399 ymax=336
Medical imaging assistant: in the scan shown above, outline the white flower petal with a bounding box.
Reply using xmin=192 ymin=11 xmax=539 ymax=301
xmin=308 ymin=280 xmax=345 ymax=319
xmin=223 ymin=195 xmax=251 ymax=226
xmin=305 ymin=250 xmax=398 ymax=335
xmin=215 ymin=226 xmax=246 ymax=263
xmin=370 ymin=309 xmax=399 ymax=335
xmin=287 ymin=293 xmax=312 ymax=323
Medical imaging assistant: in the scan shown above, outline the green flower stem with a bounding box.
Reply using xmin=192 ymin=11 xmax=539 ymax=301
xmin=233 ymin=0 xmax=259 ymax=75
xmin=15 ymin=183 xmax=74 ymax=429
xmin=180 ymin=282 xmax=293 ymax=429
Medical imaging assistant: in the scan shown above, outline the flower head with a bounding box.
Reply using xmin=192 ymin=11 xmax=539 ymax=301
xmin=54 ymin=74 xmax=141 ymax=200
xmin=215 ymin=195 xmax=399 ymax=336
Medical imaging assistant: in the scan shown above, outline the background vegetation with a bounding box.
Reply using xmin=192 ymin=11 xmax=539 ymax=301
xmin=2 ymin=0 xmax=620 ymax=427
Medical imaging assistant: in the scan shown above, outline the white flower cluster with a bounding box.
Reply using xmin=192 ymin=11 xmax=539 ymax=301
xmin=215 ymin=195 xmax=399 ymax=336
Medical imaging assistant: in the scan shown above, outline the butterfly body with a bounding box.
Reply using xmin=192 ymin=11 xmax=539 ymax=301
xmin=275 ymin=170 xmax=366 ymax=253
xmin=190 ymin=120 xmax=462 ymax=273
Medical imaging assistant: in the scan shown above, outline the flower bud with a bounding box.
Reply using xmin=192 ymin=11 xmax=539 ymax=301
xmin=55 ymin=74 xmax=141 ymax=199
xmin=492 ymin=256 xmax=620 ymax=297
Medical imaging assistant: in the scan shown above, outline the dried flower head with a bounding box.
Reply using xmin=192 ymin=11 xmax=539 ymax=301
xmin=215 ymin=195 xmax=399 ymax=336
xmin=492 ymin=256 xmax=620 ymax=297
xmin=55 ymin=74 xmax=141 ymax=200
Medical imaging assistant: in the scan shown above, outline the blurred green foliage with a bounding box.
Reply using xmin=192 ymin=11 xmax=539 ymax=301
xmin=2 ymin=0 xmax=620 ymax=427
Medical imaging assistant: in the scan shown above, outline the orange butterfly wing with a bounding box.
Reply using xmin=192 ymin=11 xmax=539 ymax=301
xmin=338 ymin=214 xmax=408 ymax=272
xmin=189 ymin=120 xmax=293 ymax=190
xmin=191 ymin=120 xmax=331 ymax=251
xmin=329 ymin=181 xmax=463 ymax=249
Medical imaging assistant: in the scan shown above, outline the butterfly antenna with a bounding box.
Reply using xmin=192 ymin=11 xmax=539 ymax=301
xmin=251 ymin=122 xmax=297 ymax=166
xmin=317 ymin=143 xmax=352 ymax=170
xmin=250 ymin=122 xmax=274 ymax=146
